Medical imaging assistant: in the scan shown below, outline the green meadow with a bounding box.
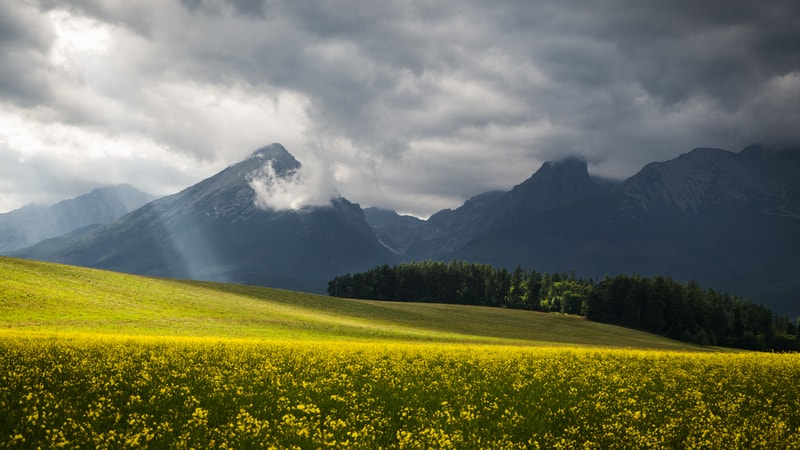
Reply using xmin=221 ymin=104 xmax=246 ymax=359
xmin=1 ymin=256 xmax=695 ymax=349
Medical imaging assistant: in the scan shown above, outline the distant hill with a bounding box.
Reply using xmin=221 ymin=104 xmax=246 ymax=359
xmin=0 ymin=184 xmax=155 ymax=253
xmin=0 ymin=256 xmax=701 ymax=349
xmin=13 ymin=144 xmax=393 ymax=292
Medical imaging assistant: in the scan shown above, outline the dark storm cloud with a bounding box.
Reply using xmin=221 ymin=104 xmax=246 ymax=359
xmin=0 ymin=3 xmax=54 ymax=105
xmin=590 ymin=1 xmax=800 ymax=108
xmin=1 ymin=0 xmax=798 ymax=215
xmin=290 ymin=0 xmax=799 ymax=158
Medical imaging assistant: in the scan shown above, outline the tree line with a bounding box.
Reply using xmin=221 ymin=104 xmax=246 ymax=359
xmin=327 ymin=260 xmax=799 ymax=351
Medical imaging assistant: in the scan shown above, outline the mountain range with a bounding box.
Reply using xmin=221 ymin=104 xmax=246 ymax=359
xmin=367 ymin=146 xmax=800 ymax=316
xmin=7 ymin=143 xmax=800 ymax=315
xmin=0 ymin=184 xmax=154 ymax=253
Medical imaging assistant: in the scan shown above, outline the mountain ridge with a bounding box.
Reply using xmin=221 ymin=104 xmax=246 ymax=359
xmin=0 ymin=184 xmax=155 ymax=253
xmin=366 ymin=156 xmax=617 ymax=260
xmin=365 ymin=145 xmax=800 ymax=315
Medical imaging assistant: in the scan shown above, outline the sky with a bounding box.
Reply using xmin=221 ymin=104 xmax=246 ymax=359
xmin=1 ymin=0 xmax=799 ymax=218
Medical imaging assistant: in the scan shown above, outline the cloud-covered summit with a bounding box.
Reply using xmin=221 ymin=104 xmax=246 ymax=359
xmin=1 ymin=0 xmax=798 ymax=217
xmin=247 ymin=144 xmax=340 ymax=211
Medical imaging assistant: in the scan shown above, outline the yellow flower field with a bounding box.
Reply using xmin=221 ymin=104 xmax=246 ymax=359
xmin=1 ymin=334 xmax=799 ymax=449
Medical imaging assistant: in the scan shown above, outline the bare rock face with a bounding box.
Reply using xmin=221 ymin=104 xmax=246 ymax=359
xmin=618 ymin=147 xmax=787 ymax=214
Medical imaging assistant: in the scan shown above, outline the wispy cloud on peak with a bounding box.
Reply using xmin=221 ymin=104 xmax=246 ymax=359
xmin=248 ymin=160 xmax=339 ymax=211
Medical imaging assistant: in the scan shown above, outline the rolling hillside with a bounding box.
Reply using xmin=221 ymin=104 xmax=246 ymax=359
xmin=0 ymin=256 xmax=699 ymax=349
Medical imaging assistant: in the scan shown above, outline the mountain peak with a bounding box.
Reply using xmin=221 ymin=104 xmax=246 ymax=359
xmin=686 ymin=146 xmax=730 ymax=156
xmin=246 ymin=143 xmax=301 ymax=175
xmin=538 ymin=156 xmax=588 ymax=173
xmin=504 ymin=156 xmax=597 ymax=212
xmin=531 ymin=157 xmax=592 ymax=188
xmin=250 ymin=143 xmax=290 ymax=159
xmin=176 ymin=144 xmax=342 ymax=216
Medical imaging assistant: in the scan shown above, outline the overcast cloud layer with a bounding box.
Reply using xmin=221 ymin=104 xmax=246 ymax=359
xmin=1 ymin=0 xmax=799 ymax=217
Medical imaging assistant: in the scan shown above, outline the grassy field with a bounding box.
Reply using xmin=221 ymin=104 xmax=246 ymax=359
xmin=1 ymin=256 xmax=696 ymax=349
xmin=3 ymin=256 xmax=799 ymax=448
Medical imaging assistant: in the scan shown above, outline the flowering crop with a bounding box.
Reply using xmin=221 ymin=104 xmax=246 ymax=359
xmin=1 ymin=334 xmax=799 ymax=449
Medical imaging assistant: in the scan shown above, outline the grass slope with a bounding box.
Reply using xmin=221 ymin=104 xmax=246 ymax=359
xmin=1 ymin=257 xmax=697 ymax=349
